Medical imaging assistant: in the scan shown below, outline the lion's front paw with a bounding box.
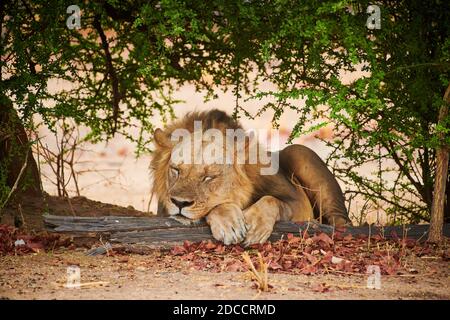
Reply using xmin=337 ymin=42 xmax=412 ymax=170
xmin=206 ymin=204 xmax=247 ymax=245
xmin=242 ymin=206 xmax=277 ymax=247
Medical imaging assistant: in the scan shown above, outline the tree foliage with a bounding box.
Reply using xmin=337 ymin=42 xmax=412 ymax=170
xmin=1 ymin=0 xmax=449 ymax=223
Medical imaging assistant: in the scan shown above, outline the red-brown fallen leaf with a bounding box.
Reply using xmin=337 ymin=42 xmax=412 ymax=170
xmin=204 ymin=241 xmax=217 ymax=250
xmin=181 ymin=252 xmax=195 ymax=261
xmin=288 ymin=236 xmax=301 ymax=244
xmin=333 ymin=232 xmax=344 ymax=241
xmin=214 ymin=244 xmax=225 ymax=254
xmin=282 ymin=260 xmax=293 ymax=270
xmin=26 ymin=241 xmax=45 ymax=252
xmin=321 ymin=251 xmax=334 ymax=264
xmin=0 ymin=224 xmax=72 ymax=255
xmin=301 ymin=264 xmax=318 ymax=275
xmin=268 ymin=261 xmax=283 ymax=270
xmin=384 ymin=265 xmax=398 ymax=275
xmin=343 ymin=261 xmax=354 ymax=272
xmin=183 ymin=240 xmax=192 ymax=250
xmin=304 ymin=246 xmax=313 ymax=254
xmin=333 ymin=260 xmax=344 ymax=271
xmin=303 ymin=252 xmax=319 ymax=264
xmin=16 ymin=234 xmax=33 ymax=241
xmin=287 ymin=233 xmax=302 ymax=243
xmin=370 ymin=234 xmax=383 ymax=241
xmin=400 ymin=239 xmax=417 ymax=248
xmin=231 ymin=245 xmax=244 ymax=253
xmin=311 ymin=232 xmax=334 ymax=246
xmin=171 ymin=245 xmax=187 ymax=255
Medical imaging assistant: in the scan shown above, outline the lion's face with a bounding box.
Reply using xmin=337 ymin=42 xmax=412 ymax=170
xmin=163 ymin=133 xmax=241 ymax=219
xmin=164 ymin=161 xmax=236 ymax=219
xmin=151 ymin=110 xmax=255 ymax=220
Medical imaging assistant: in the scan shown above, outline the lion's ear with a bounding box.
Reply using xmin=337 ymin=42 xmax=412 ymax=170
xmin=154 ymin=128 xmax=171 ymax=148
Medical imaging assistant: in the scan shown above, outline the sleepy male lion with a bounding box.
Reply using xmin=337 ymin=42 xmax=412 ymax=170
xmin=151 ymin=109 xmax=350 ymax=246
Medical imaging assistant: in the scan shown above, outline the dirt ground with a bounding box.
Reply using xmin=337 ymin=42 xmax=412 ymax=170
xmin=1 ymin=196 xmax=449 ymax=300
xmin=1 ymin=194 xmax=152 ymax=231
xmin=1 ymin=246 xmax=449 ymax=300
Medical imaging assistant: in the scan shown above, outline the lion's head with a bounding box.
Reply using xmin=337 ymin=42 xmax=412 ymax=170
xmin=151 ymin=110 xmax=255 ymax=220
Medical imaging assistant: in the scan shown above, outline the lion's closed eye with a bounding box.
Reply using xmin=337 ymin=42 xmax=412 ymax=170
xmin=203 ymin=176 xmax=214 ymax=182
xmin=170 ymin=166 xmax=179 ymax=178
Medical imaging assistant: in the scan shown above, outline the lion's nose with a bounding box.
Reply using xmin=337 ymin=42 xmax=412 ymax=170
xmin=170 ymin=197 xmax=194 ymax=209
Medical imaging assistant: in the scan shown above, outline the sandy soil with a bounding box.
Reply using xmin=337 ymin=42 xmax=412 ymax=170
xmin=1 ymin=249 xmax=448 ymax=300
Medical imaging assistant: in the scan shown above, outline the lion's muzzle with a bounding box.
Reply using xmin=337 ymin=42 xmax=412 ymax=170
xmin=170 ymin=197 xmax=194 ymax=210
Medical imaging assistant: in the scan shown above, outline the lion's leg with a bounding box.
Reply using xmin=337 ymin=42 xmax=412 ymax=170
xmin=205 ymin=203 xmax=247 ymax=245
xmin=242 ymin=196 xmax=285 ymax=246
xmin=280 ymin=145 xmax=350 ymax=226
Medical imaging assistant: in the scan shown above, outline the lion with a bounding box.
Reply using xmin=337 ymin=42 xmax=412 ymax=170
xmin=151 ymin=109 xmax=350 ymax=246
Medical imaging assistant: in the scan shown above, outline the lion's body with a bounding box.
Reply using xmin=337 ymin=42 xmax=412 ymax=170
xmin=151 ymin=109 xmax=349 ymax=245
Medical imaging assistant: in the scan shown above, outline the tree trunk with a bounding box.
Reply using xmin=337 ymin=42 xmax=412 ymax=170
xmin=445 ymin=169 xmax=450 ymax=222
xmin=428 ymin=84 xmax=450 ymax=243
xmin=0 ymin=98 xmax=42 ymax=210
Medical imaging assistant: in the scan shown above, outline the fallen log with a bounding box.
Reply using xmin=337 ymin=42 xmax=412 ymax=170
xmin=44 ymin=214 xmax=450 ymax=247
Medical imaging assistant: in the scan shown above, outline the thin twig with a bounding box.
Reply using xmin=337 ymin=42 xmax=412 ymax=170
xmin=0 ymin=149 xmax=29 ymax=212
xmin=18 ymin=204 xmax=26 ymax=227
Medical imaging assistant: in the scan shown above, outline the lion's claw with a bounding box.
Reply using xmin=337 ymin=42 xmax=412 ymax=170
xmin=242 ymin=224 xmax=273 ymax=247
xmin=206 ymin=204 xmax=247 ymax=245
xmin=242 ymin=199 xmax=277 ymax=246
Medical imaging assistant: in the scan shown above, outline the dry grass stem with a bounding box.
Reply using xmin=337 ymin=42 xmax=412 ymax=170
xmin=242 ymin=252 xmax=270 ymax=292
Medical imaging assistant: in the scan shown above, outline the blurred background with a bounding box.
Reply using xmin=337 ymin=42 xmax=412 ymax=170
xmin=36 ymin=70 xmax=382 ymax=224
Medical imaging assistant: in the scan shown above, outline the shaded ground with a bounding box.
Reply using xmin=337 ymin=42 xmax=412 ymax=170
xmin=0 ymin=250 xmax=448 ymax=300
xmin=1 ymin=193 xmax=150 ymax=231
xmin=0 ymin=195 xmax=449 ymax=300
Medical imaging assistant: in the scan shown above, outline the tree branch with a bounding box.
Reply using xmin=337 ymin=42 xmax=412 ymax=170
xmin=93 ymin=15 xmax=121 ymax=133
